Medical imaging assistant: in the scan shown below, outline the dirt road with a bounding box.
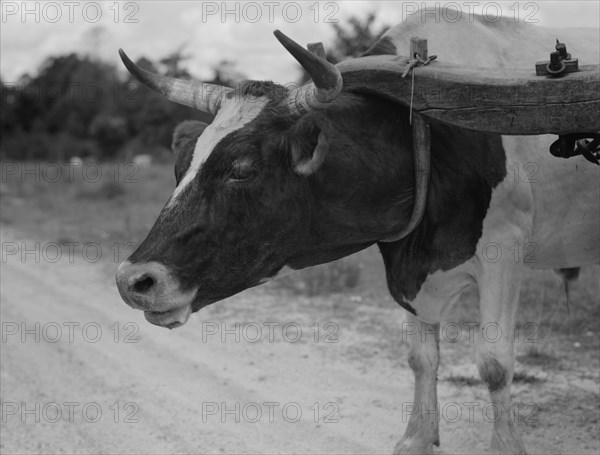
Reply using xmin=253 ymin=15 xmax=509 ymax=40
xmin=1 ymin=227 xmax=598 ymax=454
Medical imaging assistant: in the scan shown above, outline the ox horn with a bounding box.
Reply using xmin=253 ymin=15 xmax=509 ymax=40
xmin=118 ymin=49 xmax=231 ymax=115
xmin=273 ymin=30 xmax=343 ymax=116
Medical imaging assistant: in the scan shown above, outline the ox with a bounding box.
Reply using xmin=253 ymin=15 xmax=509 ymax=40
xmin=116 ymin=13 xmax=599 ymax=454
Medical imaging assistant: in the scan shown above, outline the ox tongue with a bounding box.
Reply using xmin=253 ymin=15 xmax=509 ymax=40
xmin=144 ymin=305 xmax=191 ymax=329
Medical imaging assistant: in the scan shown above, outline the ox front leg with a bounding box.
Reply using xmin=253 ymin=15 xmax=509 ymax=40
xmin=395 ymin=313 xmax=440 ymax=455
xmin=476 ymin=260 xmax=527 ymax=455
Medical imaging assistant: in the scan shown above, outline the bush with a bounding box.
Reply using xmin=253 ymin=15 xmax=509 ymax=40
xmin=76 ymin=180 xmax=126 ymax=200
xmin=1 ymin=131 xmax=100 ymax=161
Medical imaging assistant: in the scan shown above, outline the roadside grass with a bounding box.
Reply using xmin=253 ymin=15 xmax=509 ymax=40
xmin=443 ymin=370 xmax=544 ymax=387
xmin=443 ymin=375 xmax=483 ymax=387
xmin=1 ymin=161 xmax=173 ymax=262
xmin=512 ymin=370 xmax=546 ymax=384
xmin=517 ymin=344 xmax=560 ymax=367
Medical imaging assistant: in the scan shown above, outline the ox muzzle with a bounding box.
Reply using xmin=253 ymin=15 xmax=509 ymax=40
xmin=115 ymin=261 xmax=197 ymax=329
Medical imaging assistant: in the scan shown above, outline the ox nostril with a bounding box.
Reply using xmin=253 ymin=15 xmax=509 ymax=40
xmin=131 ymin=274 xmax=156 ymax=295
xmin=117 ymin=261 xmax=174 ymax=311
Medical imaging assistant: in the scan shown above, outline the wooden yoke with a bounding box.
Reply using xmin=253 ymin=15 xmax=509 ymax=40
xmin=335 ymin=46 xmax=599 ymax=136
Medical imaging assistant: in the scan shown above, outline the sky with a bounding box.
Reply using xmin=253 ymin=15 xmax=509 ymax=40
xmin=1 ymin=1 xmax=599 ymax=84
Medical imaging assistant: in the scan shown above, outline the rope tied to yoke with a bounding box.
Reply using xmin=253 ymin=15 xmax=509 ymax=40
xmin=402 ymin=52 xmax=437 ymax=124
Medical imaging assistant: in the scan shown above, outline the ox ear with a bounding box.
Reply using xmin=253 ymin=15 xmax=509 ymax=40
xmin=172 ymin=120 xmax=208 ymax=155
xmin=286 ymin=119 xmax=330 ymax=176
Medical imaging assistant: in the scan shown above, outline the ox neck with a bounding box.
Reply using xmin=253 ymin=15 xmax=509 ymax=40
xmin=288 ymin=96 xmax=418 ymax=268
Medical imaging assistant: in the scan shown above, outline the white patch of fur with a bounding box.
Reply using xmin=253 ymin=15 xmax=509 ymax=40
xmin=406 ymin=263 xmax=476 ymax=323
xmin=169 ymin=96 xmax=269 ymax=204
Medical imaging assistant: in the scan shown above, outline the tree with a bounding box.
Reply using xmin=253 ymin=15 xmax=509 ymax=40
xmin=0 ymin=14 xmax=389 ymax=161
xmin=208 ymin=60 xmax=248 ymax=86
xmin=89 ymin=114 xmax=128 ymax=159
xmin=83 ymin=26 xmax=108 ymax=60
xmin=159 ymin=44 xmax=192 ymax=78
xmin=298 ymin=12 xmax=389 ymax=83
xmin=328 ymin=13 xmax=389 ymax=62
xmin=119 ymin=52 xmax=211 ymax=158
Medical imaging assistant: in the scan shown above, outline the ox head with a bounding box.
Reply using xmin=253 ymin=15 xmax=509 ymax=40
xmin=115 ymin=31 xmax=412 ymax=328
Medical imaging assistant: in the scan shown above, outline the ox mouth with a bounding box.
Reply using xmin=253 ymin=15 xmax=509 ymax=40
xmin=144 ymin=304 xmax=192 ymax=329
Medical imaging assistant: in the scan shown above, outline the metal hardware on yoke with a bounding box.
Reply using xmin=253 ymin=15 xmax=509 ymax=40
xmin=535 ymin=39 xmax=579 ymax=76
xmin=550 ymin=133 xmax=600 ymax=165
xmin=534 ymin=39 xmax=597 ymax=164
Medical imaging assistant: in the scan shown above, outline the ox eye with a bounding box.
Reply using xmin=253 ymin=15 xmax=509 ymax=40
xmin=228 ymin=161 xmax=257 ymax=183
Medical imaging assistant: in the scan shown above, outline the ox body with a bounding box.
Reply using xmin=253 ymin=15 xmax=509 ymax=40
xmin=116 ymin=14 xmax=599 ymax=454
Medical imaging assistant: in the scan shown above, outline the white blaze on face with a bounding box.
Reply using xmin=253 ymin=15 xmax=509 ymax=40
xmin=169 ymin=95 xmax=270 ymax=205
